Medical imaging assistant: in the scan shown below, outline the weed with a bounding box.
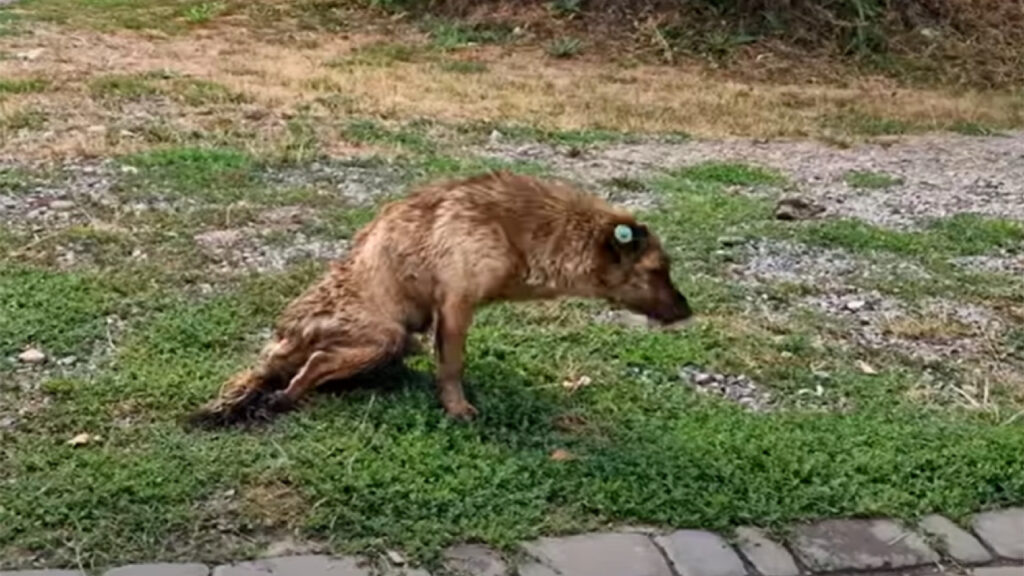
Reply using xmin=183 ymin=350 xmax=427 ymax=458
xmin=89 ymin=74 xmax=162 ymax=101
xmin=119 ymin=146 xmax=258 ymax=200
xmin=844 ymin=170 xmax=902 ymax=190
xmin=426 ymin=19 xmax=513 ymax=50
xmin=0 ymin=109 xmax=46 ymax=132
xmin=334 ymin=41 xmax=418 ymax=68
xmin=182 ymin=1 xmax=225 ymax=24
xmin=949 ymin=122 xmax=1003 ymax=137
xmin=548 ymin=37 xmax=582 ymax=59
xmin=826 ymin=111 xmax=915 ymax=136
xmin=342 ymin=118 xmax=435 ymax=154
xmin=548 ymin=0 xmax=582 ymax=17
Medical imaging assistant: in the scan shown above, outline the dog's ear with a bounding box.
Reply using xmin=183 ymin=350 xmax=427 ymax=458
xmin=606 ymin=222 xmax=648 ymax=263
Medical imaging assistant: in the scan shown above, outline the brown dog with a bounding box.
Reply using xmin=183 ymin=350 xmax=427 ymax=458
xmin=187 ymin=171 xmax=692 ymax=427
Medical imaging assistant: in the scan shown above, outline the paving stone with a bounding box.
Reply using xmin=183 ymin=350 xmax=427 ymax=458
xmin=972 ymin=567 xmax=1024 ymax=576
xmin=212 ymin=555 xmax=369 ymax=576
xmin=790 ymin=518 xmax=939 ymax=572
xmin=917 ymin=515 xmax=992 ymax=564
xmin=104 ymin=564 xmax=209 ymax=576
xmin=443 ymin=544 xmax=508 ymax=576
xmin=523 ymin=532 xmax=672 ymax=576
xmin=734 ymin=527 xmax=799 ymax=576
xmin=0 ymin=572 xmax=84 ymax=576
xmin=515 ymin=563 xmax=558 ymax=576
xmin=972 ymin=508 xmax=1024 ymax=559
xmin=654 ymin=530 xmax=748 ymax=576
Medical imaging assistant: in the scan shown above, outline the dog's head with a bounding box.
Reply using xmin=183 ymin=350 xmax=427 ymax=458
xmin=595 ymin=220 xmax=692 ymax=325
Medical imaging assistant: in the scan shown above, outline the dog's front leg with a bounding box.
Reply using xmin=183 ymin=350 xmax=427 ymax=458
xmin=434 ymin=298 xmax=478 ymax=420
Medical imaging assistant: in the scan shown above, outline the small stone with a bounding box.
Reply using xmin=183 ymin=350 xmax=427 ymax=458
xmin=917 ymin=514 xmax=991 ymax=564
xmin=972 ymin=507 xmax=1024 ymax=559
xmin=523 ymin=532 xmax=672 ymax=576
xmin=734 ymin=527 xmax=798 ymax=576
xmin=550 ymin=449 xmax=575 ymax=461
xmin=87 ymin=125 xmax=107 ymax=133
xmin=856 ymin=360 xmax=878 ymax=375
xmin=48 ymin=200 xmax=76 ymax=211
xmin=67 ymin=432 xmax=96 ymax=446
xmin=386 ymin=550 xmax=406 ymax=565
xmin=103 ymin=563 xmax=209 ymax=576
xmin=774 ymin=196 xmax=826 ymax=221
xmin=693 ymin=373 xmax=713 ymax=385
xmin=0 ymin=416 xmax=16 ymax=429
xmin=655 ymin=530 xmax=747 ymax=576
xmin=790 ymin=518 xmax=939 ymax=572
xmin=18 ymin=348 xmax=47 ymax=364
xmin=121 ymin=165 xmax=140 ymax=175
xmin=488 ymin=130 xmax=503 ymax=144
xmin=16 ymin=48 xmax=45 ymax=60
xmin=845 ymin=300 xmax=866 ymax=312
xmin=443 ymin=543 xmax=508 ymax=576
xmin=57 ymin=356 xmax=78 ymax=366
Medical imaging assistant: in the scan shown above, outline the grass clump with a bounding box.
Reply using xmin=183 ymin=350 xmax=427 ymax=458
xmin=0 ymin=77 xmax=49 ymax=94
xmin=844 ymin=170 xmax=902 ymax=189
xmin=668 ymin=161 xmax=785 ymax=187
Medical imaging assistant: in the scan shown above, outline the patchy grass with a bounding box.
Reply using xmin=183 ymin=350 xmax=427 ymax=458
xmin=844 ymin=170 xmax=903 ymax=190
xmin=437 ymin=58 xmax=488 ymax=74
xmin=89 ymin=73 xmax=244 ymax=106
xmin=800 ymin=214 xmax=1024 ymax=261
xmin=424 ymin=19 xmax=514 ymax=50
xmin=0 ymin=77 xmax=49 ymax=94
xmin=117 ymin=146 xmax=259 ymax=201
xmin=668 ymin=161 xmax=786 ymax=187
xmin=547 ymin=37 xmax=582 ymax=59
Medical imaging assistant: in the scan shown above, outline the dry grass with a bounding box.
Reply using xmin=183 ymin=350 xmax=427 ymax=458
xmin=0 ymin=20 xmax=1022 ymax=160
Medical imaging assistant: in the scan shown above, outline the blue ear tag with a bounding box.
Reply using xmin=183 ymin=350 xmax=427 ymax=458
xmin=614 ymin=224 xmax=633 ymax=244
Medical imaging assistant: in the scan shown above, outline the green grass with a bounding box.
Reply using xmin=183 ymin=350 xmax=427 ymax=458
xmin=0 ymin=77 xmax=49 ymax=94
xmin=437 ymin=58 xmax=488 ymax=74
xmin=425 ymin=19 xmax=514 ymax=50
xmin=801 ymin=214 xmax=1024 ymax=260
xmin=668 ymin=161 xmax=786 ymax=187
xmin=90 ymin=73 xmax=244 ymax=106
xmin=1 ymin=148 xmax=1023 ymax=572
xmin=844 ymin=170 xmax=903 ymax=190
xmin=342 ymin=118 xmax=436 ymax=155
xmin=117 ymin=146 xmax=259 ymax=202
xmin=547 ymin=37 xmax=582 ymax=59
xmin=331 ymin=41 xmax=419 ymax=68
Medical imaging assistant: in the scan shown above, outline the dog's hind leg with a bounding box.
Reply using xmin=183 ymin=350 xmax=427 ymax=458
xmin=267 ymin=326 xmax=407 ymax=410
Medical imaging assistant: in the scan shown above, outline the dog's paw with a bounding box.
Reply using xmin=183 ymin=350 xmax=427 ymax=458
xmin=443 ymin=400 xmax=479 ymax=422
xmin=265 ymin=390 xmax=297 ymax=413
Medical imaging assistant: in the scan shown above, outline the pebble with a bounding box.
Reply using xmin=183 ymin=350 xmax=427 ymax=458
xmin=17 ymin=348 xmax=47 ymax=365
xmin=844 ymin=300 xmax=866 ymax=312
xmin=48 ymin=200 xmax=76 ymax=211
xmin=774 ymin=196 xmax=826 ymax=221
xmin=679 ymin=365 xmax=772 ymax=411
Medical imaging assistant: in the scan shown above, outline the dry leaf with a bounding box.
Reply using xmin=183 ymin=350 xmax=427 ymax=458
xmin=550 ymin=449 xmax=575 ymax=461
xmin=67 ymin=432 xmax=95 ymax=447
xmin=561 ymin=375 xmax=593 ymax=392
xmin=857 ymin=360 xmax=878 ymax=375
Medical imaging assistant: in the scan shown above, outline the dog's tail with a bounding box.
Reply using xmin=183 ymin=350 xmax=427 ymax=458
xmin=184 ymin=368 xmax=278 ymax=429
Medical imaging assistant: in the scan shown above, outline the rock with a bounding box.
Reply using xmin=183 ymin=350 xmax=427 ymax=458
xmin=212 ymin=555 xmax=369 ymax=576
xmin=103 ymin=563 xmax=209 ymax=576
xmin=734 ymin=527 xmax=799 ymax=576
xmin=717 ymin=236 xmax=746 ymax=247
xmin=549 ymin=449 xmax=575 ymax=461
xmin=67 ymin=432 xmax=97 ymax=446
xmin=442 ymin=543 xmax=508 ymax=576
xmin=18 ymin=348 xmax=46 ymax=364
xmin=488 ymin=130 xmax=503 ymax=145
xmin=972 ymin=507 xmax=1024 ymax=559
xmin=655 ymin=530 xmax=748 ymax=576
xmin=916 ymin=514 xmax=992 ymax=564
xmin=790 ymin=518 xmax=939 ymax=572
xmin=523 ymin=532 xmax=672 ymax=576
xmin=385 ymin=550 xmax=406 ymax=565
xmin=774 ymin=197 xmax=825 ymax=221
xmin=0 ymin=416 xmax=16 ymax=430
xmin=57 ymin=356 xmax=78 ymax=366
xmin=121 ymin=165 xmax=139 ymax=175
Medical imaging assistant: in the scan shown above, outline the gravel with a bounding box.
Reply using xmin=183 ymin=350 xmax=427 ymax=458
xmin=679 ymin=364 xmax=773 ymax=412
xmin=481 ymin=131 xmax=1024 ymax=228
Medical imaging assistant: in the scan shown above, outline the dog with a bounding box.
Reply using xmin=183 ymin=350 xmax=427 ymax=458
xmin=187 ymin=170 xmax=692 ymax=427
